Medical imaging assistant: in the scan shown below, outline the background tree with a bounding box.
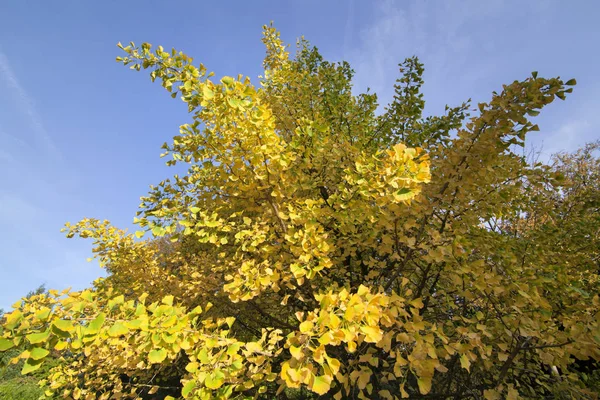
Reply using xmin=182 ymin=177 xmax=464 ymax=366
xmin=0 ymin=285 xmax=58 ymax=400
xmin=0 ymin=26 xmax=598 ymax=399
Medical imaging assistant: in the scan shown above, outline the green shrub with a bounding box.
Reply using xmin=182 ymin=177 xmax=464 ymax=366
xmin=0 ymin=377 xmax=44 ymax=400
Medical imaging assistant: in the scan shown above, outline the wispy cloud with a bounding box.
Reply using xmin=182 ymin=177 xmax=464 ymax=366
xmin=539 ymin=119 xmax=593 ymax=158
xmin=0 ymin=50 xmax=62 ymax=160
xmin=345 ymin=0 xmax=556 ymax=111
xmin=346 ymin=0 xmax=489 ymax=101
xmin=342 ymin=0 xmax=355 ymax=60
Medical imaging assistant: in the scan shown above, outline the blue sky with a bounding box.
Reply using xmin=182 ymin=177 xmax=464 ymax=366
xmin=0 ymin=0 xmax=598 ymax=310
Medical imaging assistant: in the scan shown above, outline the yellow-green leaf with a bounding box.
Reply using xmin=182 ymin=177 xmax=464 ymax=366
xmin=185 ymin=362 xmax=198 ymax=373
xmin=26 ymin=331 xmax=50 ymax=344
xmin=108 ymin=295 xmax=125 ymax=309
xmin=162 ymin=295 xmax=174 ymax=306
xmin=460 ymin=354 xmax=471 ymax=372
xmin=0 ymin=338 xmax=14 ymax=351
xmin=108 ymin=322 xmax=129 ymax=337
xmin=4 ymin=311 xmax=23 ymax=330
xmin=203 ymin=85 xmax=214 ymax=100
xmin=360 ymin=326 xmax=383 ymax=343
xmin=21 ymin=358 xmax=44 ymax=375
xmin=417 ymin=376 xmax=432 ymax=395
xmin=148 ymin=348 xmax=167 ymax=364
xmin=35 ymin=307 xmax=51 ymax=321
xmin=311 ymin=375 xmax=332 ymax=395
xmin=289 ymin=345 xmax=303 ymax=360
xmin=409 ymin=298 xmax=424 ymax=309
xmin=299 ymin=321 xmax=314 ymax=333
xmin=85 ymin=313 xmax=106 ymax=335
xmin=182 ymin=380 xmax=196 ymax=397
xmin=205 ymin=370 xmax=225 ymax=389
xmin=220 ymin=76 xmax=234 ymax=86
xmin=125 ymin=318 xmax=144 ymax=330
xmin=52 ymin=319 xmax=74 ymax=333
xmin=29 ymin=347 xmax=50 ymax=361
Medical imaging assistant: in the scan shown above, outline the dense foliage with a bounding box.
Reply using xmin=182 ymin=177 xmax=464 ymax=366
xmin=0 ymin=286 xmax=56 ymax=400
xmin=1 ymin=26 xmax=598 ymax=399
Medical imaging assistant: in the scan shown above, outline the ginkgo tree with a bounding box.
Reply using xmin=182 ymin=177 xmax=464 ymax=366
xmin=1 ymin=25 xmax=598 ymax=399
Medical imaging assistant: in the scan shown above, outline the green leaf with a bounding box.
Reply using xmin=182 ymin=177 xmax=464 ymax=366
xmin=29 ymin=347 xmax=50 ymax=361
xmin=21 ymin=358 xmax=44 ymax=375
xmin=565 ymin=78 xmax=577 ymax=86
xmin=85 ymin=313 xmax=106 ymax=335
xmin=26 ymin=330 xmax=51 ymax=344
xmin=148 ymin=348 xmax=167 ymax=364
xmin=52 ymin=319 xmax=74 ymax=333
xmin=0 ymin=338 xmax=14 ymax=351
xmin=205 ymin=370 xmax=226 ymax=389
xmin=189 ymin=206 xmax=201 ymax=214
xmin=108 ymin=322 xmax=129 ymax=337
xmin=531 ymin=71 xmax=538 ymax=79
xmin=182 ymin=380 xmax=196 ymax=397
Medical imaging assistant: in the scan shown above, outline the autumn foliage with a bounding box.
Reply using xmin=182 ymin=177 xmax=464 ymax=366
xmin=1 ymin=26 xmax=598 ymax=399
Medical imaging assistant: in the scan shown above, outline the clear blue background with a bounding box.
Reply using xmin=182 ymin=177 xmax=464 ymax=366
xmin=1 ymin=0 xmax=598 ymax=310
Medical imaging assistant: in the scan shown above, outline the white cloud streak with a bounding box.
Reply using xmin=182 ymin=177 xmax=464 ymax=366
xmin=0 ymin=50 xmax=62 ymax=160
